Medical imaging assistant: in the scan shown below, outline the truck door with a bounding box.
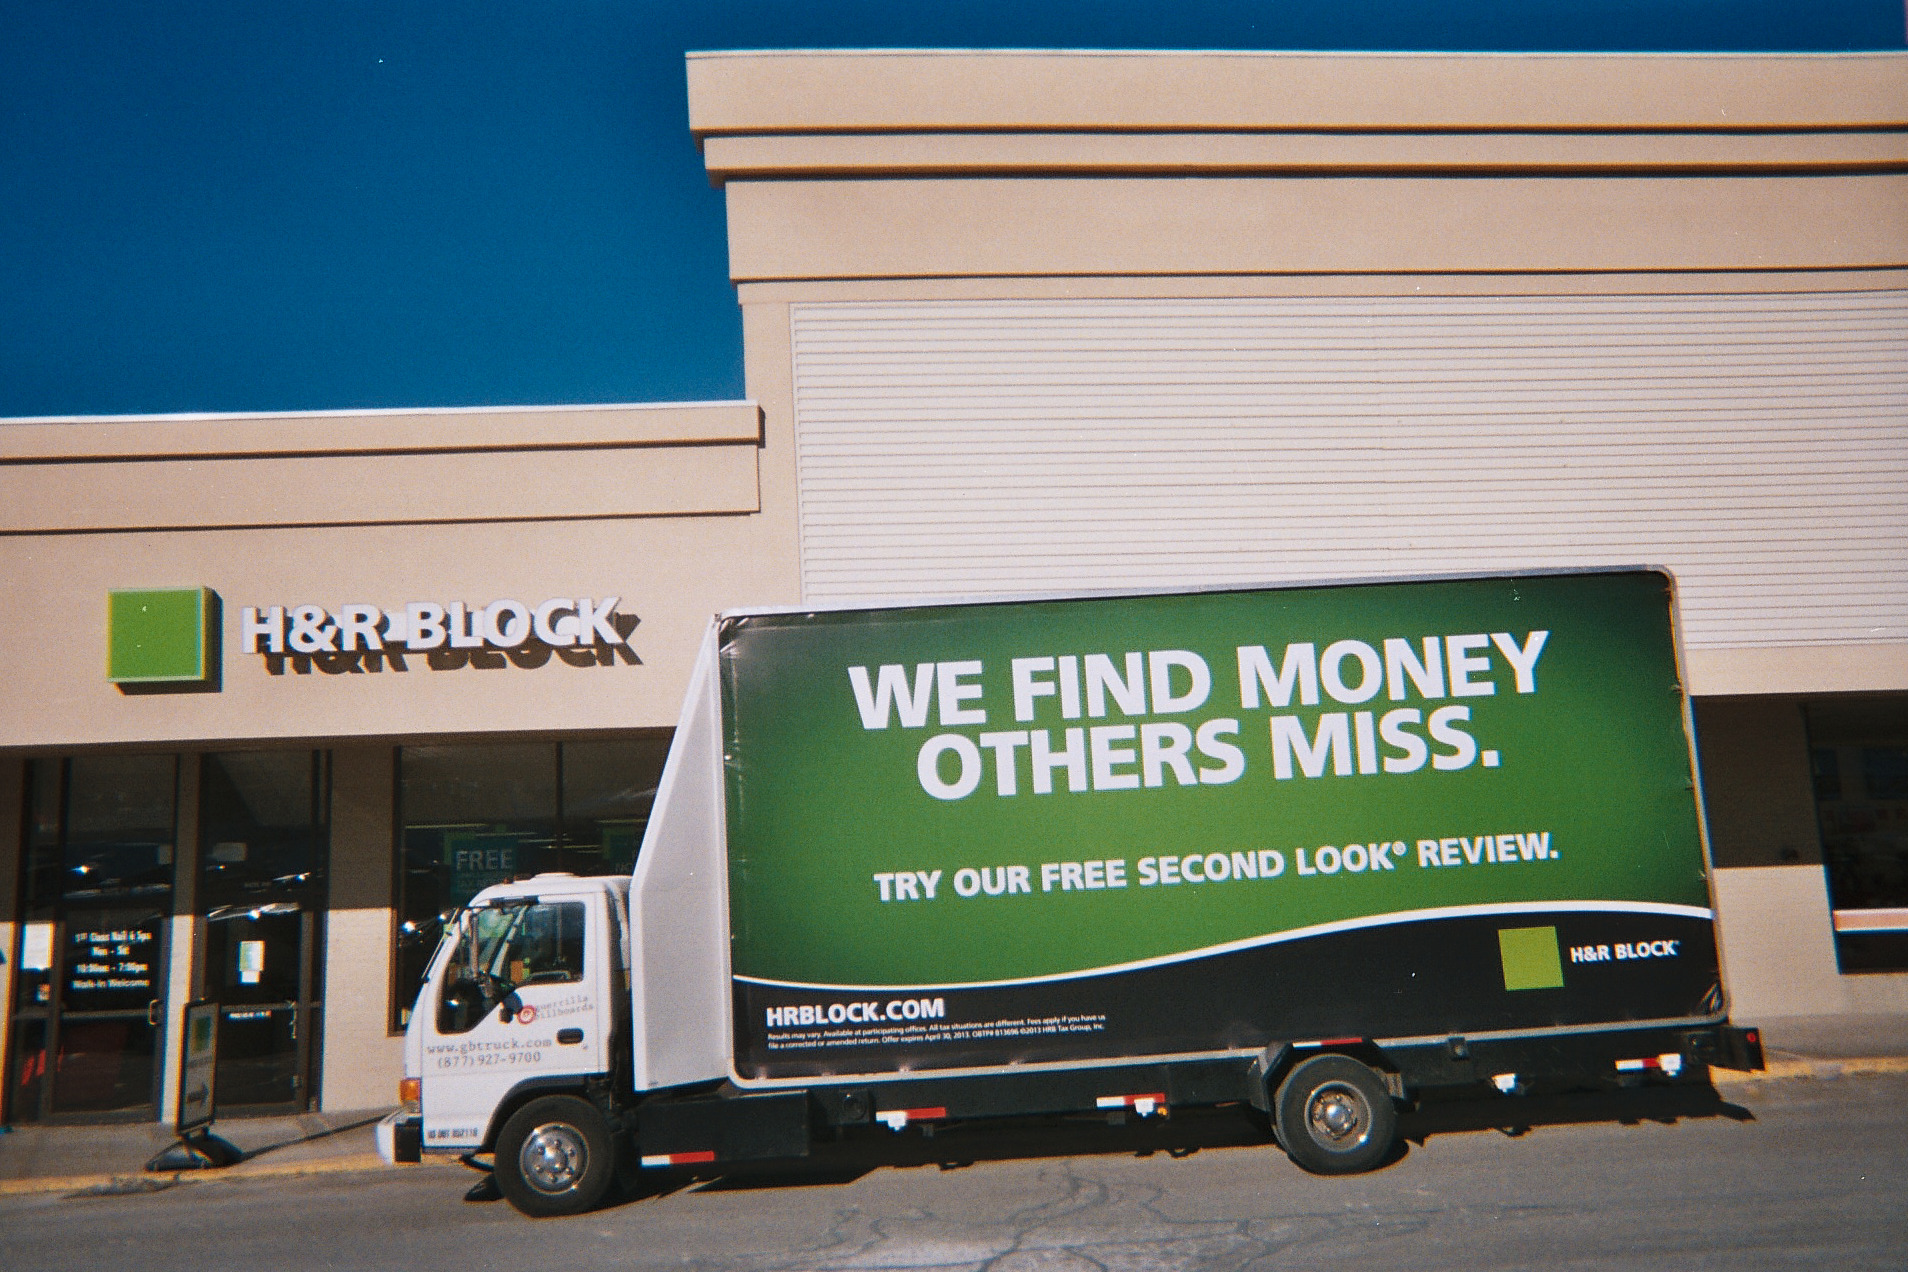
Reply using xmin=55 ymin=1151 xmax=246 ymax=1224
xmin=419 ymin=893 xmax=610 ymax=1154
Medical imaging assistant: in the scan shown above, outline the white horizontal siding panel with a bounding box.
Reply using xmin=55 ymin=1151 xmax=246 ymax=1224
xmin=790 ymin=292 xmax=1908 ymax=648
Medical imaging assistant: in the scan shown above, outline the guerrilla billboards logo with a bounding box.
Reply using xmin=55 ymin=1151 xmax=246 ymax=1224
xmin=847 ymin=630 xmax=1562 ymax=905
xmin=238 ymin=597 xmax=640 ymax=676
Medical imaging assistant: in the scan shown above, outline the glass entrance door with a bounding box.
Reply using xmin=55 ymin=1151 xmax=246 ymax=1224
xmin=8 ymin=756 xmax=178 ymax=1123
xmin=198 ymin=751 xmax=328 ymax=1114
xmin=202 ymin=905 xmax=319 ymax=1109
xmin=43 ymin=905 xmax=169 ymax=1116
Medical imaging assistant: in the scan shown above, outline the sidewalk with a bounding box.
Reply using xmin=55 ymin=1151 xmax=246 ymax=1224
xmin=2 ymin=1015 xmax=1903 ymax=1198
xmin=1722 ymin=1012 xmax=1908 ymax=1083
xmin=0 ymin=1106 xmax=455 ymax=1198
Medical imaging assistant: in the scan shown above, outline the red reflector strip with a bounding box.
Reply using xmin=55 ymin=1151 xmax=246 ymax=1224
xmin=1616 ymin=1054 xmax=1685 ymax=1076
xmin=1318 ymin=1037 xmax=1364 ymax=1047
xmin=639 ymin=1150 xmax=716 ymax=1168
xmin=875 ymin=1106 xmax=947 ymax=1130
xmin=1095 ymin=1093 xmax=1167 ymax=1114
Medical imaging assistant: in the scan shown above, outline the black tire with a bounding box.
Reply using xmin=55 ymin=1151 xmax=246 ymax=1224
xmin=494 ymin=1095 xmax=617 ymax=1217
xmin=1274 ymin=1054 xmax=1398 ymax=1175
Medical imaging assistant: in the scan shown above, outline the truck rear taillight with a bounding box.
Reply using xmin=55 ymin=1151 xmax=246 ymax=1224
xmin=875 ymin=1106 xmax=947 ymax=1131
xmin=1615 ymin=1053 xmax=1684 ymax=1077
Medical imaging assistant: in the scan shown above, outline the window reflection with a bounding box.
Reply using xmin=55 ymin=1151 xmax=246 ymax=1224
xmin=60 ymin=755 xmax=178 ymax=903
xmin=436 ymin=901 xmax=587 ymax=1035
xmin=392 ymin=737 xmax=667 ymax=1028
xmin=199 ymin=751 xmax=329 ymax=909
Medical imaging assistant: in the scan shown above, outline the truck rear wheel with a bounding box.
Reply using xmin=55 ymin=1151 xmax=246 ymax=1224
xmin=1274 ymin=1054 xmax=1397 ymax=1175
xmin=495 ymin=1095 xmax=616 ymax=1217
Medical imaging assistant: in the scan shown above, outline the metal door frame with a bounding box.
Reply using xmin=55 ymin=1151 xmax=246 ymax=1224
xmin=208 ymin=905 xmax=324 ymax=1116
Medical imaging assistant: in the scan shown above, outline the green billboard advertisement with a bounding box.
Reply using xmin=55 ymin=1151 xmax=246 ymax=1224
xmin=720 ymin=570 xmax=1720 ymax=1079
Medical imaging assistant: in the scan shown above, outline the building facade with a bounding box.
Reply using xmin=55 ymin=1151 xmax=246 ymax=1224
xmin=2 ymin=49 xmax=1904 ymax=1125
xmin=0 ymin=403 xmax=798 ymax=1121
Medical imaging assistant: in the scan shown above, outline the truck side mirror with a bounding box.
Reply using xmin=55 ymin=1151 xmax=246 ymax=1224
xmin=438 ymin=977 xmax=488 ymax=1034
xmin=498 ymin=989 xmax=524 ymax=1024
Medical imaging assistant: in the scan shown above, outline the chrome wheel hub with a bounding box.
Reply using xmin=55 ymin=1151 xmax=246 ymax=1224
xmin=1307 ymin=1083 xmax=1370 ymax=1148
xmin=520 ymin=1121 xmax=589 ymax=1195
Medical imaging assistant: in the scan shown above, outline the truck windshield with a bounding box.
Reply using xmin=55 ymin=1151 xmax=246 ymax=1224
xmin=435 ymin=899 xmax=586 ymax=1034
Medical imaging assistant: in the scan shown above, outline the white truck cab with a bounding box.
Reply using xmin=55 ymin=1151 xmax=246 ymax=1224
xmin=383 ymin=873 xmax=632 ymax=1213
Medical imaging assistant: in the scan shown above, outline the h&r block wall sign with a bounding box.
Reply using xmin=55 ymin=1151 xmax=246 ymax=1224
xmin=108 ymin=588 xmax=217 ymax=685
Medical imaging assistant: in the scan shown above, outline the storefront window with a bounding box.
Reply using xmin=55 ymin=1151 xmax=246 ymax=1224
xmin=8 ymin=755 xmax=178 ymax=1122
xmin=392 ymin=736 xmax=668 ymax=1028
xmin=1807 ymin=696 xmax=1908 ymax=973
xmin=58 ymin=754 xmax=179 ymax=906
xmin=199 ymin=751 xmax=329 ymax=908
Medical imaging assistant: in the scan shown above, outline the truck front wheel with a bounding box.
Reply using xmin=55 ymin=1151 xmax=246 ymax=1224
xmin=495 ymin=1095 xmax=616 ymax=1217
xmin=1274 ymin=1055 xmax=1398 ymax=1175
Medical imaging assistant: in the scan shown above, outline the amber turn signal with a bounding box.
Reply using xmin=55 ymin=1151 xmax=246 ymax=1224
xmin=399 ymin=1078 xmax=421 ymax=1104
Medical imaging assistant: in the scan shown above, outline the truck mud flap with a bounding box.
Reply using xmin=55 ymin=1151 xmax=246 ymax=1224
xmin=638 ymin=1090 xmax=811 ymax=1168
xmin=1700 ymin=1024 xmax=1766 ymax=1072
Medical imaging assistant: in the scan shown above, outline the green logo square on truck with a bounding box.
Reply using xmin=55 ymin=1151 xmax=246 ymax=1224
xmin=1498 ymin=925 xmax=1566 ymax=991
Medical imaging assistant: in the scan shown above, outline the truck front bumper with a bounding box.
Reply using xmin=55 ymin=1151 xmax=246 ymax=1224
xmin=376 ymin=1109 xmax=422 ymax=1165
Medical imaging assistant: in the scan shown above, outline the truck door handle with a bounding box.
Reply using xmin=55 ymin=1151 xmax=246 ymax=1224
xmin=556 ymin=1028 xmax=584 ymax=1045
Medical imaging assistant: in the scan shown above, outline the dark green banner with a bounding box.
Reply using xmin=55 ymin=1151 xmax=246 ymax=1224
xmin=721 ymin=570 xmax=1709 ymax=992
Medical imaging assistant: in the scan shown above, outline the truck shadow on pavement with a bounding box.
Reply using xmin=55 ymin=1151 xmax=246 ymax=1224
xmin=233 ymin=1113 xmax=389 ymax=1163
xmin=641 ymin=1106 xmax=1275 ymax=1201
xmin=1396 ymin=1080 xmax=1755 ymax=1150
xmin=618 ymin=1080 xmax=1752 ymax=1205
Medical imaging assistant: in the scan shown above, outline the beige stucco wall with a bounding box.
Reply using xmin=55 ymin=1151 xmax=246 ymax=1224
xmin=691 ymin=50 xmax=1907 ymax=284
xmin=0 ymin=401 xmax=800 ymax=751
xmin=1714 ymin=865 xmax=1908 ymax=1020
xmin=687 ymin=50 xmax=1908 ymax=133
xmin=721 ymin=174 xmax=1907 ymax=281
xmin=156 ymin=756 xmax=202 ymax=1124
xmin=322 ymin=747 xmax=401 ymax=1112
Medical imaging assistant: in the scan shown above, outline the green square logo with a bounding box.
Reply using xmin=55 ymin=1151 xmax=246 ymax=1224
xmin=108 ymin=588 xmax=213 ymax=684
xmin=1498 ymin=925 xmax=1565 ymax=991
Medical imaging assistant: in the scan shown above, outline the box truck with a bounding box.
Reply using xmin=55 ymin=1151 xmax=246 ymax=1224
xmin=380 ymin=569 xmax=1763 ymax=1216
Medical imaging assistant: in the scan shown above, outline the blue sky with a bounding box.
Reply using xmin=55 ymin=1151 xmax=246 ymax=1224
xmin=3 ymin=1 xmax=1902 ymax=418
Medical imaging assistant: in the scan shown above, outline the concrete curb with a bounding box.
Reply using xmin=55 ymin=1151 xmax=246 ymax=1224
xmin=0 ymin=1153 xmax=456 ymax=1199
xmin=1713 ymin=1055 xmax=1908 ymax=1084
